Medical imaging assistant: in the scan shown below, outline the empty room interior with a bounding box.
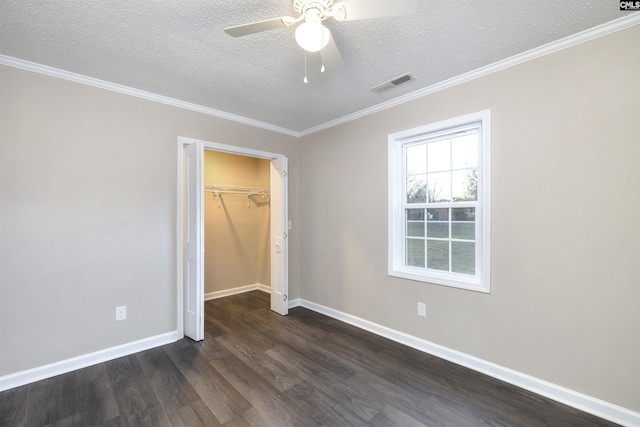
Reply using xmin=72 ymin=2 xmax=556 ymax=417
xmin=1 ymin=1 xmax=639 ymax=426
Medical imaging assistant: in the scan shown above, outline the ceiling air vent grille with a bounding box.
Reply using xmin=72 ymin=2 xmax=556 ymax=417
xmin=370 ymin=73 xmax=415 ymax=94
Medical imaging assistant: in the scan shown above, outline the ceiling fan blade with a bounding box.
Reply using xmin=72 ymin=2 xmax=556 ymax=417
xmin=335 ymin=0 xmax=417 ymax=21
xmin=224 ymin=17 xmax=288 ymax=37
xmin=322 ymin=33 xmax=343 ymax=71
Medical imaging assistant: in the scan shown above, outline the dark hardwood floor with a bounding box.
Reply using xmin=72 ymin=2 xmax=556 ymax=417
xmin=0 ymin=291 xmax=619 ymax=426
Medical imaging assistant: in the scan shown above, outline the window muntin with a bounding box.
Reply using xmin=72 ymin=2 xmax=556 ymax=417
xmin=389 ymin=111 xmax=490 ymax=292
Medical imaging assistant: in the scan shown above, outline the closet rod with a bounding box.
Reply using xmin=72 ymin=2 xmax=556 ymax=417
xmin=204 ymin=184 xmax=269 ymax=196
xmin=205 ymin=189 xmax=269 ymax=195
xmin=205 ymin=184 xmax=269 ymax=208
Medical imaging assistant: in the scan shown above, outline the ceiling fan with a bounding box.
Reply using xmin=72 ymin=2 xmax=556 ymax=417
xmin=224 ymin=0 xmax=417 ymax=78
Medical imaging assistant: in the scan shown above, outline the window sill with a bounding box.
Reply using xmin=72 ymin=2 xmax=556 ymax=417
xmin=388 ymin=267 xmax=490 ymax=293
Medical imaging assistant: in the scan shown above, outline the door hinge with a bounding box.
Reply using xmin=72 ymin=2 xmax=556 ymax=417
xmin=283 ymin=170 xmax=288 ymax=177
xmin=283 ymin=233 xmax=288 ymax=239
xmin=283 ymin=294 xmax=288 ymax=301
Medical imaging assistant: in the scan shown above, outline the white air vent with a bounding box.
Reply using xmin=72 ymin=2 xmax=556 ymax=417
xmin=370 ymin=73 xmax=415 ymax=94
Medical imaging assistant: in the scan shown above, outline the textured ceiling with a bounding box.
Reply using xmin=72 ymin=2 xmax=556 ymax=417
xmin=0 ymin=1 xmax=628 ymax=133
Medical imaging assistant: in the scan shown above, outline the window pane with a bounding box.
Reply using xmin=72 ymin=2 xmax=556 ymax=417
xmin=406 ymin=208 xmax=425 ymax=221
xmin=452 ymin=222 xmax=475 ymax=240
xmin=406 ymin=239 xmax=425 ymax=267
xmin=427 ymin=240 xmax=449 ymax=271
xmin=407 ymin=175 xmax=426 ymax=203
xmin=452 ymin=207 xmax=475 ymax=240
xmin=407 ymin=221 xmax=424 ymax=237
xmin=452 ymin=207 xmax=475 ymax=221
xmin=406 ymin=144 xmax=426 ymax=175
xmin=427 ymin=208 xmax=449 ymax=221
xmin=427 ymin=172 xmax=451 ymax=202
xmin=452 ymin=241 xmax=475 ymax=275
xmin=427 ymin=208 xmax=449 ymax=238
xmin=427 ymin=223 xmax=448 ymax=238
xmin=452 ymin=168 xmax=477 ymax=201
xmin=451 ymin=133 xmax=478 ymax=169
xmin=428 ymin=139 xmax=450 ymax=172
xmin=407 ymin=206 xmax=425 ymax=240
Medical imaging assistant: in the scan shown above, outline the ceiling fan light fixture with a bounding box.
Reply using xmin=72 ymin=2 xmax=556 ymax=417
xmin=294 ymin=12 xmax=330 ymax=52
xmin=225 ymin=0 xmax=418 ymax=71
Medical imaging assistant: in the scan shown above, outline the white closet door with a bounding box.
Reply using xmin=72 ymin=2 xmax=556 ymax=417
xmin=270 ymin=156 xmax=288 ymax=315
xmin=184 ymin=142 xmax=204 ymax=340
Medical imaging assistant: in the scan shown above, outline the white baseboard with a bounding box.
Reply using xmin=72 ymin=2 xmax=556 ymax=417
xmin=0 ymin=284 xmax=270 ymax=393
xmin=4 ymin=297 xmax=635 ymax=426
xmin=299 ymin=299 xmax=640 ymax=427
xmin=0 ymin=330 xmax=181 ymax=393
xmin=288 ymin=298 xmax=302 ymax=309
xmin=204 ymin=283 xmax=270 ymax=301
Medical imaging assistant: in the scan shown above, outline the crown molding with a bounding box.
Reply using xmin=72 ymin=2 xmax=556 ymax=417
xmin=0 ymin=55 xmax=301 ymax=138
xmin=2 ymin=14 xmax=638 ymax=139
xmin=298 ymin=14 xmax=640 ymax=136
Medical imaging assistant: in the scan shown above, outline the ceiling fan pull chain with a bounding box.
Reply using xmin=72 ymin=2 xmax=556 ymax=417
xmin=303 ymin=51 xmax=308 ymax=84
xmin=320 ymin=26 xmax=326 ymax=73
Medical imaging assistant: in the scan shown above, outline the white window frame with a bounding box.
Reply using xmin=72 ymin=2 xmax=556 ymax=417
xmin=388 ymin=110 xmax=491 ymax=293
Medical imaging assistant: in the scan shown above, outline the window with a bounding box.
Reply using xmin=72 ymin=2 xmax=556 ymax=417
xmin=388 ymin=111 xmax=491 ymax=292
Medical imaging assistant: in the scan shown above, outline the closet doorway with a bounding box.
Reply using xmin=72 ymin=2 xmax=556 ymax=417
xmin=177 ymin=137 xmax=288 ymax=341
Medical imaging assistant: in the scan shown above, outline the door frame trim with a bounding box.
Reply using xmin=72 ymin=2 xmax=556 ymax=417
xmin=176 ymin=136 xmax=288 ymax=338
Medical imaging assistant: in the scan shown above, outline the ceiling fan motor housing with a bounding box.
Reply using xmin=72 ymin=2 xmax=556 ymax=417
xmin=294 ymin=0 xmax=335 ymax=18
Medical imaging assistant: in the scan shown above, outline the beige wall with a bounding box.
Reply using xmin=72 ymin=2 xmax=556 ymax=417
xmin=0 ymin=65 xmax=299 ymax=375
xmin=298 ymin=25 xmax=640 ymax=411
xmin=203 ymin=151 xmax=270 ymax=293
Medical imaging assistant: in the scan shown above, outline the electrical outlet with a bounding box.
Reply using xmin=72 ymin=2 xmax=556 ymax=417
xmin=417 ymin=302 xmax=426 ymax=317
xmin=115 ymin=306 xmax=127 ymax=321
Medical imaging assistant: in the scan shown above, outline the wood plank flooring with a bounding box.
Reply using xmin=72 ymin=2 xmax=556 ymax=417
xmin=0 ymin=291 xmax=619 ymax=426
